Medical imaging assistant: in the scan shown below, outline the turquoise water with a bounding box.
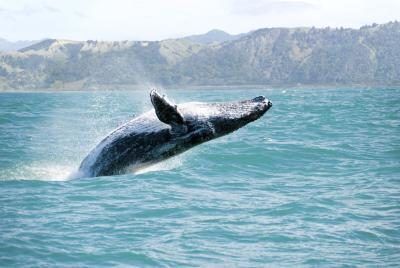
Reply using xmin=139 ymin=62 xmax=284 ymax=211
xmin=0 ymin=88 xmax=399 ymax=266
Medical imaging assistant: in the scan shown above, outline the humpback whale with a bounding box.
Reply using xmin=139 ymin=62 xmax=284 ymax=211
xmin=77 ymin=90 xmax=272 ymax=178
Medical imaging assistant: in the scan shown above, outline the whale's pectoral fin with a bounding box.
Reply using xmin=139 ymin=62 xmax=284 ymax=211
xmin=150 ymin=89 xmax=187 ymax=133
xmin=171 ymin=122 xmax=214 ymax=145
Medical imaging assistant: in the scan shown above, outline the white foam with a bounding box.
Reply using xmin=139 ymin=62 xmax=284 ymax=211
xmin=1 ymin=164 xmax=75 ymax=181
xmin=133 ymin=156 xmax=184 ymax=175
xmin=67 ymin=169 xmax=87 ymax=180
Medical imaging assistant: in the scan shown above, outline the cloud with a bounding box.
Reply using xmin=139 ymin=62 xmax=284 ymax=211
xmin=231 ymin=0 xmax=317 ymax=16
xmin=44 ymin=5 xmax=61 ymax=13
xmin=74 ymin=10 xmax=87 ymax=19
xmin=0 ymin=3 xmax=56 ymax=17
xmin=0 ymin=0 xmax=399 ymax=41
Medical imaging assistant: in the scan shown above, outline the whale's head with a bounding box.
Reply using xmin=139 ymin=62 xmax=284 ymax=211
xmin=150 ymin=90 xmax=272 ymax=142
xmin=200 ymin=95 xmax=272 ymax=137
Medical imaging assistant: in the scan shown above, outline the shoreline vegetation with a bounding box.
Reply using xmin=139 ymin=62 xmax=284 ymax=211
xmin=1 ymin=22 xmax=400 ymax=91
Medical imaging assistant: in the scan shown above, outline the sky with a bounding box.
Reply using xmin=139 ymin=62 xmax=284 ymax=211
xmin=0 ymin=0 xmax=399 ymax=41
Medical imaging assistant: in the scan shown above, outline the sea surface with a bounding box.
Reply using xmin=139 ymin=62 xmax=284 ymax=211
xmin=0 ymin=88 xmax=399 ymax=267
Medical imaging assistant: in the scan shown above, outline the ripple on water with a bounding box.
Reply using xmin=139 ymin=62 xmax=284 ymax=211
xmin=0 ymin=88 xmax=399 ymax=266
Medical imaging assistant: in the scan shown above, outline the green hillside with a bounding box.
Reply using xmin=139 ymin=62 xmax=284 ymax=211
xmin=1 ymin=22 xmax=399 ymax=90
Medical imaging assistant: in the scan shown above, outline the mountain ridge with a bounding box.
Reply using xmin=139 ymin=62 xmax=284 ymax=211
xmin=183 ymin=29 xmax=246 ymax=44
xmin=1 ymin=22 xmax=399 ymax=90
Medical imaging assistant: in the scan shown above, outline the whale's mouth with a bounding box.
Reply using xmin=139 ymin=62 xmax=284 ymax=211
xmin=238 ymin=95 xmax=272 ymax=119
xmin=250 ymin=95 xmax=272 ymax=112
xmin=251 ymin=96 xmax=272 ymax=107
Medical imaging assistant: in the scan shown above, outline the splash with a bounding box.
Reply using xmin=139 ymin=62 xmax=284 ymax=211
xmin=0 ymin=163 xmax=75 ymax=181
xmin=67 ymin=169 xmax=87 ymax=180
xmin=133 ymin=156 xmax=184 ymax=175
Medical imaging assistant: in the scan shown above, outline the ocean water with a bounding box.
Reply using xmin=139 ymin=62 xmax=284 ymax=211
xmin=0 ymin=88 xmax=399 ymax=267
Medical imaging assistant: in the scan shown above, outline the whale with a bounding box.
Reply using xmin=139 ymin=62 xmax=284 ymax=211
xmin=76 ymin=90 xmax=272 ymax=178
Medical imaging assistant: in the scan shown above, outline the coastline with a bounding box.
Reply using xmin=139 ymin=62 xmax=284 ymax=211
xmin=1 ymin=83 xmax=399 ymax=93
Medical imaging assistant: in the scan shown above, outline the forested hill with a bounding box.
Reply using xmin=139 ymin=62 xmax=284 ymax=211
xmin=1 ymin=22 xmax=399 ymax=90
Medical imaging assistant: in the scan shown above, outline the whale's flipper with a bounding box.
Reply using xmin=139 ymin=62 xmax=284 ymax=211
xmin=150 ymin=89 xmax=188 ymax=134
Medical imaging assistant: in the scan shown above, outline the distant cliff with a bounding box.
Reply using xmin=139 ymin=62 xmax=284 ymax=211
xmin=1 ymin=22 xmax=399 ymax=90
